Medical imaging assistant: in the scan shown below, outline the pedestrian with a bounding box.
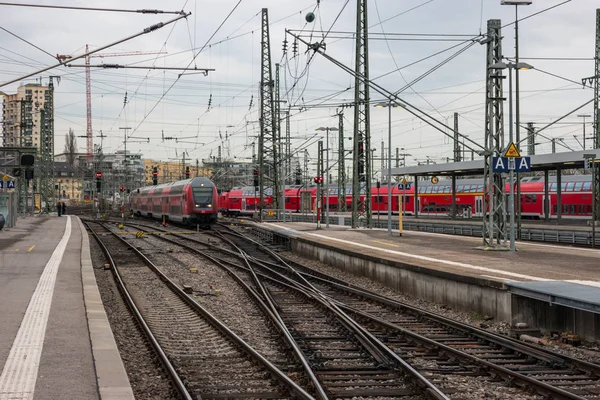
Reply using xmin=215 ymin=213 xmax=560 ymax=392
xmin=62 ymin=202 xmax=67 ymax=216
xmin=57 ymin=202 xmax=62 ymax=217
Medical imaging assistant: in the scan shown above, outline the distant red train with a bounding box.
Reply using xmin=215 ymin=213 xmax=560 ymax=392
xmin=219 ymin=175 xmax=593 ymax=220
xmin=130 ymin=177 xmax=219 ymax=227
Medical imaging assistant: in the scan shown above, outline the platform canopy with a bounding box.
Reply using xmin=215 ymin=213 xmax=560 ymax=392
xmin=391 ymin=149 xmax=600 ymax=177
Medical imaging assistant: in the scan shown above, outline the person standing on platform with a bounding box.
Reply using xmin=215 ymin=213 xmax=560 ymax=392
xmin=57 ymin=202 xmax=62 ymax=217
xmin=62 ymin=202 xmax=66 ymax=216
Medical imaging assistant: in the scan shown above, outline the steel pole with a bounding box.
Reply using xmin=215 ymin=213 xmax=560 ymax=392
xmin=326 ymin=128 xmax=330 ymax=228
xmin=508 ymin=68 xmax=516 ymax=252
xmin=387 ymin=103 xmax=392 ymax=236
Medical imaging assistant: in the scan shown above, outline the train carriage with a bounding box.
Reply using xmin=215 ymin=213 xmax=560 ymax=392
xmin=129 ymin=177 xmax=218 ymax=227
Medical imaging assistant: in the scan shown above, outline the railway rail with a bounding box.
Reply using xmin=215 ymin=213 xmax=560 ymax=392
xmin=123 ymin=220 xmax=448 ymax=399
xmin=107 ymin=219 xmax=600 ymax=399
xmin=221 ymin=224 xmax=600 ymax=400
xmin=84 ymin=220 xmax=312 ymax=400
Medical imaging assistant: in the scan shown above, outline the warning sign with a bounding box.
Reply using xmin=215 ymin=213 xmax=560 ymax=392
xmin=504 ymin=142 xmax=521 ymax=158
xmin=401 ymin=177 xmax=408 ymax=185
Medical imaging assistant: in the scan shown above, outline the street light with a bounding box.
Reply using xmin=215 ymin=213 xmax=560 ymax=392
xmin=374 ymin=100 xmax=405 ymax=236
xmin=489 ymin=61 xmax=534 ymax=252
xmin=316 ymin=126 xmax=338 ymax=228
xmin=577 ymin=114 xmax=592 ymax=150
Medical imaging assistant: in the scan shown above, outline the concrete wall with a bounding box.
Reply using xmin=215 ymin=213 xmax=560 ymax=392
xmin=292 ymin=239 xmax=513 ymax=322
xmin=512 ymin=296 xmax=600 ymax=342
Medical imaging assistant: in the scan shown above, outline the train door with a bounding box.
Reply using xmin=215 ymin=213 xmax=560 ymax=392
xmin=473 ymin=196 xmax=483 ymax=217
xmin=301 ymin=192 xmax=312 ymax=213
xmin=241 ymin=197 xmax=246 ymax=211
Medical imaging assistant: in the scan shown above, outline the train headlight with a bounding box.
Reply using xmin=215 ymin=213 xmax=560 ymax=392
xmin=195 ymin=204 xmax=199 ymax=207
xmin=208 ymin=204 xmax=212 ymax=208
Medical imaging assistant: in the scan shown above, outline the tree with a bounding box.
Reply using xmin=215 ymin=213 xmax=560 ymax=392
xmin=64 ymin=128 xmax=78 ymax=167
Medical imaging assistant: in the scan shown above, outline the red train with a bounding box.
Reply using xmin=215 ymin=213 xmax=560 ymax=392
xmin=219 ymin=175 xmax=593 ymax=220
xmin=130 ymin=177 xmax=219 ymax=227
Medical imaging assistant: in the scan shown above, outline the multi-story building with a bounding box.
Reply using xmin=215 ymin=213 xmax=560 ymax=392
xmin=54 ymin=162 xmax=84 ymax=201
xmin=143 ymin=159 xmax=211 ymax=185
xmin=1 ymin=83 xmax=51 ymax=149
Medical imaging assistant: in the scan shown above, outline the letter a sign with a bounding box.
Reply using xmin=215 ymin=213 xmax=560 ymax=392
xmin=492 ymin=156 xmax=507 ymax=172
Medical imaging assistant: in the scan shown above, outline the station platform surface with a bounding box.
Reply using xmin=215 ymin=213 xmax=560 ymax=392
xmin=0 ymin=215 xmax=133 ymax=400
xmin=258 ymin=221 xmax=600 ymax=313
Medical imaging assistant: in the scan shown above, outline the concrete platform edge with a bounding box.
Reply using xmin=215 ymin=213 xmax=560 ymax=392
xmin=78 ymin=217 xmax=135 ymax=400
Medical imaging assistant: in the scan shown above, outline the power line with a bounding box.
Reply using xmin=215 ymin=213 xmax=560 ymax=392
xmin=0 ymin=26 xmax=55 ymax=60
xmin=0 ymin=2 xmax=186 ymax=14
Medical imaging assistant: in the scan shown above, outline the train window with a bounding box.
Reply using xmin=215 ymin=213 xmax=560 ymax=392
xmin=531 ymin=194 xmax=537 ymax=202
xmin=579 ymin=205 xmax=585 ymax=215
xmin=457 ymin=185 xmax=464 ymax=193
xmin=574 ymin=182 xmax=583 ymax=191
xmin=425 ymin=186 xmax=432 ymax=193
xmin=550 ymin=183 xmax=557 ymax=191
xmin=476 ymin=184 xmax=483 ymax=192
xmin=583 ymin=182 xmax=592 ymax=191
xmin=443 ymin=185 xmax=451 ymax=193
xmin=560 ymin=182 xmax=567 ymax=192
xmin=553 ymin=204 xmax=557 ymax=213
xmin=419 ymin=186 xmax=425 ymax=193
xmin=565 ymin=182 xmax=575 ymax=191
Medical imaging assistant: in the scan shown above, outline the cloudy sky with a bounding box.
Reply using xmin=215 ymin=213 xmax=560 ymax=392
xmin=0 ymin=0 xmax=596 ymax=176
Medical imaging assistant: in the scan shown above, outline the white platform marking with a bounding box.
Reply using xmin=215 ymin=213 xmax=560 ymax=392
xmin=0 ymin=217 xmax=72 ymax=400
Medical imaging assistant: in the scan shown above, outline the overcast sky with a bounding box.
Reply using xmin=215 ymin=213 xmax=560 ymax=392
xmin=0 ymin=0 xmax=596 ymax=175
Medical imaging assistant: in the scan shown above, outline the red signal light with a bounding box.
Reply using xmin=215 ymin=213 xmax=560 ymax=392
xmin=96 ymin=172 xmax=102 ymax=180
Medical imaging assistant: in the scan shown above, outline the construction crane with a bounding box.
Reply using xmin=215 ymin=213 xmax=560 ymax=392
xmin=58 ymin=46 xmax=167 ymax=161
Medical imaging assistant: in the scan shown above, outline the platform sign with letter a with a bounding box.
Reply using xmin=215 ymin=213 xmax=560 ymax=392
xmin=493 ymin=155 xmax=531 ymax=173
xmin=398 ymin=178 xmax=411 ymax=190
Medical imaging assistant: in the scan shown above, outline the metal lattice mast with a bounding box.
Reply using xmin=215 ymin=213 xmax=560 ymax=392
xmin=285 ymin=109 xmax=291 ymax=183
xmin=259 ymin=8 xmax=278 ymax=212
xmin=275 ymin=62 xmax=284 ymax=203
xmin=593 ymin=9 xmax=600 ymax=223
xmin=85 ymin=44 xmax=93 ymax=163
xmin=482 ymin=19 xmax=507 ymax=248
xmin=337 ymin=111 xmax=346 ymax=212
xmin=351 ymin=0 xmax=371 ymax=228
xmin=526 ymin=122 xmax=535 ymax=155
xmin=39 ymin=77 xmax=57 ymax=213
xmin=453 ymin=112 xmax=461 ymax=162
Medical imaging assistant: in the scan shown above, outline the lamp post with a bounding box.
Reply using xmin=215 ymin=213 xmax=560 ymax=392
xmin=577 ymin=114 xmax=591 ymax=150
xmin=489 ymin=61 xmax=534 ymax=252
xmin=374 ymin=100 xmax=405 ymax=236
xmin=316 ymin=126 xmax=338 ymax=228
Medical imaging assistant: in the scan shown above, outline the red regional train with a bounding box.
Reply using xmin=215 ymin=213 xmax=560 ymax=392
xmin=220 ymin=175 xmax=593 ymax=220
xmin=129 ymin=177 xmax=219 ymax=227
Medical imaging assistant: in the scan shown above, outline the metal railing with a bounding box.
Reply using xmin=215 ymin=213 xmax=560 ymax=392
xmin=257 ymin=210 xmax=600 ymax=246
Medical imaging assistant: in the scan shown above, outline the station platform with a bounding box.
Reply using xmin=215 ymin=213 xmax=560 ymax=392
xmin=252 ymin=221 xmax=600 ymax=341
xmin=0 ymin=215 xmax=133 ymax=400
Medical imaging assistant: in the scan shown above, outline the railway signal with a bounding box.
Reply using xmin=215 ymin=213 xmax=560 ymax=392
xmin=185 ymin=166 xmax=190 ymax=179
xmin=96 ymin=171 xmax=102 ymax=191
xmin=253 ymin=168 xmax=259 ymax=187
xmin=152 ymin=166 xmax=158 ymax=185
xmin=314 ymin=176 xmax=323 ymax=184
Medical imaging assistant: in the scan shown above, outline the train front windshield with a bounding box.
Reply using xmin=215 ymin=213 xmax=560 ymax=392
xmin=193 ymin=187 xmax=214 ymax=207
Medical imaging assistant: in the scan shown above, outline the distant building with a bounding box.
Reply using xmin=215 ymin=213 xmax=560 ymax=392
xmin=54 ymin=162 xmax=83 ymax=201
xmin=143 ymin=159 xmax=211 ymax=185
xmin=1 ymin=83 xmax=52 ymax=149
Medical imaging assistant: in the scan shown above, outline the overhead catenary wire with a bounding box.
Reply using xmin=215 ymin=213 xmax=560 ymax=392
xmin=0 ymin=2 xmax=186 ymax=14
xmin=0 ymin=13 xmax=190 ymax=88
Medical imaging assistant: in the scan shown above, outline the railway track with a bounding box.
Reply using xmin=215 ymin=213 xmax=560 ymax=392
xmin=122 ymin=220 xmax=448 ymax=399
xmin=218 ymin=224 xmax=600 ymax=400
xmin=85 ymin=220 xmax=312 ymax=400
xmin=112 ymin=220 xmax=600 ymax=399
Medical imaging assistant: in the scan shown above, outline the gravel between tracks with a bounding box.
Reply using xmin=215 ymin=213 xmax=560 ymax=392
xmin=128 ymin=233 xmax=295 ymax=372
xmin=89 ymin=234 xmax=179 ymax=400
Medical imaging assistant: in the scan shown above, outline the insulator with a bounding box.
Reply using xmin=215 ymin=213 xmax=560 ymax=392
xmin=282 ymin=38 xmax=288 ymax=53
